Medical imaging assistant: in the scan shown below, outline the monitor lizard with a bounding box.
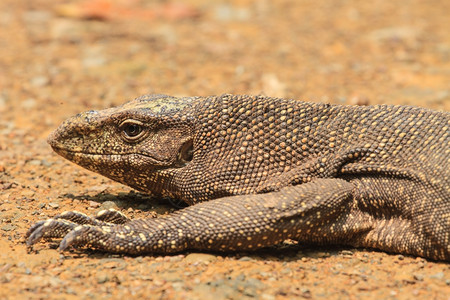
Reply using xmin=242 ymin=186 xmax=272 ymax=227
xmin=26 ymin=94 xmax=450 ymax=261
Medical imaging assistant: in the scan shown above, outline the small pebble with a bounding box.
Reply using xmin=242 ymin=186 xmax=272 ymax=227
xmin=96 ymin=274 xmax=110 ymax=284
xmin=48 ymin=202 xmax=59 ymax=209
xmin=21 ymin=98 xmax=36 ymax=109
xmin=184 ymin=253 xmax=218 ymax=263
xmin=1 ymin=224 xmax=16 ymax=232
xmin=30 ymin=76 xmax=50 ymax=87
xmin=413 ymin=273 xmax=424 ymax=281
xmin=340 ymin=250 xmax=354 ymax=256
xmin=89 ymin=201 xmax=101 ymax=208
xmin=238 ymin=256 xmax=253 ymax=261
xmin=28 ymin=159 xmax=42 ymax=166
xmin=99 ymin=201 xmax=119 ymax=210
xmin=429 ymin=272 xmax=444 ymax=280
xmin=349 ymin=95 xmax=370 ymax=106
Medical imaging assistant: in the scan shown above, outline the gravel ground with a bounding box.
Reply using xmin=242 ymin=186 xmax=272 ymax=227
xmin=0 ymin=0 xmax=449 ymax=299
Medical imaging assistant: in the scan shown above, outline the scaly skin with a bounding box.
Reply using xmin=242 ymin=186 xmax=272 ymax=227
xmin=26 ymin=94 xmax=450 ymax=260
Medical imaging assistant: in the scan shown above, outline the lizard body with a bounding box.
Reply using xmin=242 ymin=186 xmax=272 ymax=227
xmin=26 ymin=94 xmax=450 ymax=260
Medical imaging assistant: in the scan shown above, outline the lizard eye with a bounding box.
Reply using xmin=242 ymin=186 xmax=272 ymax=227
xmin=120 ymin=120 xmax=144 ymax=141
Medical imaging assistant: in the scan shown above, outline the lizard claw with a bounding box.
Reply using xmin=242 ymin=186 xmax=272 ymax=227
xmin=25 ymin=220 xmax=48 ymax=239
xmin=26 ymin=221 xmax=48 ymax=245
xmin=26 ymin=219 xmax=79 ymax=246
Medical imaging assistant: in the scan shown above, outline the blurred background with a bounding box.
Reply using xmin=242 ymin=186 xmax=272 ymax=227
xmin=0 ymin=1 xmax=449 ymax=299
xmin=1 ymin=0 xmax=449 ymax=128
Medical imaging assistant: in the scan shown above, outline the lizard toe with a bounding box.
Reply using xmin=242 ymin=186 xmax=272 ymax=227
xmin=54 ymin=210 xmax=101 ymax=225
xmin=58 ymin=225 xmax=93 ymax=252
xmin=58 ymin=225 xmax=132 ymax=253
xmin=95 ymin=208 xmax=130 ymax=224
xmin=25 ymin=220 xmax=48 ymax=239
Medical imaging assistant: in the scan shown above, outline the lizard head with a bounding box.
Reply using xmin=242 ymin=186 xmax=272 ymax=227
xmin=48 ymin=94 xmax=196 ymax=194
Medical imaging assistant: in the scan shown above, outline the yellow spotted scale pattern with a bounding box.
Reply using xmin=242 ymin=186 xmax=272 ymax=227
xmin=26 ymin=94 xmax=449 ymax=260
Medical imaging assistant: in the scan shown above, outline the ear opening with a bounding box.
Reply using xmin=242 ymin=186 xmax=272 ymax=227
xmin=177 ymin=139 xmax=194 ymax=166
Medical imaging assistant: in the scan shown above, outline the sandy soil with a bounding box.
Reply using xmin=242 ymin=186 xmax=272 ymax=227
xmin=0 ymin=0 xmax=449 ymax=299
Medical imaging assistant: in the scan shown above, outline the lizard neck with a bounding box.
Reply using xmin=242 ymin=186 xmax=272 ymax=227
xmin=157 ymin=95 xmax=340 ymax=204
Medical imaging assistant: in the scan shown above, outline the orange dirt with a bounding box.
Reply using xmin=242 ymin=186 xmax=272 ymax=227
xmin=0 ymin=0 xmax=449 ymax=299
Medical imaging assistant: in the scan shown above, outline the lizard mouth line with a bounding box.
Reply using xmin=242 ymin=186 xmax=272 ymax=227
xmin=51 ymin=145 xmax=175 ymax=166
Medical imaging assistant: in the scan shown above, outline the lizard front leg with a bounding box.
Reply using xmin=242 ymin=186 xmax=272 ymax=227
xmin=28 ymin=178 xmax=361 ymax=254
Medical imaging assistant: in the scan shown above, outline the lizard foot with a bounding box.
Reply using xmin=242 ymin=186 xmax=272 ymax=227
xmin=57 ymin=224 xmax=146 ymax=254
xmin=30 ymin=221 xmax=159 ymax=255
xmin=26 ymin=209 xmax=130 ymax=247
